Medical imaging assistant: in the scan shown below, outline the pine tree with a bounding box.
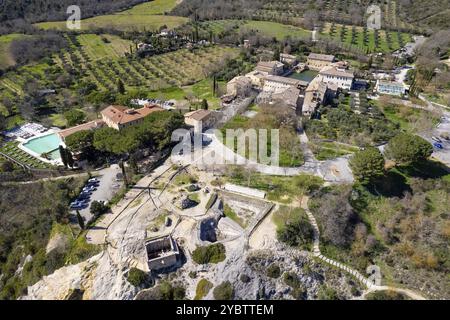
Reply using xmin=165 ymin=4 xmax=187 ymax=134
xmin=76 ymin=210 xmax=85 ymax=230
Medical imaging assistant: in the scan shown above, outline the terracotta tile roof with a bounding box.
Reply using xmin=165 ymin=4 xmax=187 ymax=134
xmin=320 ymin=66 xmax=354 ymax=78
xmin=58 ymin=120 xmax=105 ymax=139
xmin=101 ymin=104 xmax=163 ymax=125
xmin=184 ymin=109 xmax=212 ymax=121
xmin=308 ymin=53 xmax=335 ymax=62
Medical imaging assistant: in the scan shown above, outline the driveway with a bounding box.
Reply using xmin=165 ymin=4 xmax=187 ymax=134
xmin=71 ymin=164 xmax=122 ymax=223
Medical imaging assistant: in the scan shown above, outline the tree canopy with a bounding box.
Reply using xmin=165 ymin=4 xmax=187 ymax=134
xmin=92 ymin=111 xmax=184 ymax=155
xmin=385 ymin=133 xmax=433 ymax=165
xmin=349 ymin=147 xmax=385 ymax=184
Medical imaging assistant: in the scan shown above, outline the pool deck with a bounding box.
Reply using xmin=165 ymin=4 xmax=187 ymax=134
xmin=18 ymin=129 xmax=63 ymax=166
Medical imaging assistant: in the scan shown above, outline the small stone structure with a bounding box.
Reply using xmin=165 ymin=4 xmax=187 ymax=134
xmin=145 ymin=236 xmax=179 ymax=271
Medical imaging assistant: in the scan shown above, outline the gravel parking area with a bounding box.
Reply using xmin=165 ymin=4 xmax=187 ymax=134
xmin=70 ymin=164 xmax=122 ymax=223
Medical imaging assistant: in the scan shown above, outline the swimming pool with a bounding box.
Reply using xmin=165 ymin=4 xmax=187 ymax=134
xmin=22 ymin=133 xmax=62 ymax=160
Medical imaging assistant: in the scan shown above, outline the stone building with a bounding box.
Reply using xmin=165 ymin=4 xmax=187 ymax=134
xmin=255 ymin=60 xmax=285 ymax=76
xmin=145 ymin=236 xmax=180 ymax=271
xmin=306 ymin=53 xmax=336 ymax=71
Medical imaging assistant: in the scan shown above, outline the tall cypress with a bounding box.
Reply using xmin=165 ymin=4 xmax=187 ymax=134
xmin=59 ymin=145 xmax=68 ymax=168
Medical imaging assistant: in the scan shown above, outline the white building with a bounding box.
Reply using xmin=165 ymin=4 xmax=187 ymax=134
xmin=319 ymin=66 xmax=354 ymax=90
xmin=375 ymin=80 xmax=407 ymax=96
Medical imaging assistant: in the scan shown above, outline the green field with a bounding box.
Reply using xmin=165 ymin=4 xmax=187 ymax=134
xmin=76 ymin=34 xmax=132 ymax=60
xmin=320 ymin=22 xmax=413 ymax=53
xmin=35 ymin=0 xmax=188 ymax=32
xmin=192 ymin=19 xmax=311 ymax=41
xmin=242 ymin=20 xmax=310 ymax=40
xmin=0 ymin=34 xmax=31 ymax=70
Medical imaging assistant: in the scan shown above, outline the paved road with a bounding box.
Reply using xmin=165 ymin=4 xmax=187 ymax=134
xmin=71 ymin=164 xmax=122 ymax=223
xmin=171 ymin=132 xmax=354 ymax=184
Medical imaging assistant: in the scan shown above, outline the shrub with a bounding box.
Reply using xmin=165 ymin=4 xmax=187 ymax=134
xmin=385 ymin=133 xmax=433 ymax=165
xmin=194 ymin=279 xmax=213 ymax=300
xmin=317 ymin=286 xmax=340 ymax=300
xmin=277 ymin=216 xmax=314 ymax=248
xmin=239 ymin=274 xmax=251 ymax=283
xmin=192 ymin=243 xmax=226 ymax=264
xmin=266 ymin=263 xmax=281 ymax=278
xmin=127 ymin=268 xmax=149 ymax=287
xmin=90 ymin=201 xmax=108 ymax=217
xmin=213 ymin=281 xmax=234 ymax=300
xmin=366 ymin=290 xmax=407 ymax=300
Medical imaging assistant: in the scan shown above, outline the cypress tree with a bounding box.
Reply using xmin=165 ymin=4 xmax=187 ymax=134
xmin=59 ymin=145 xmax=68 ymax=168
xmin=76 ymin=210 xmax=85 ymax=230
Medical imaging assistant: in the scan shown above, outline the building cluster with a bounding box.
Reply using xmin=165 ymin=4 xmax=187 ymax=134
xmin=224 ymin=53 xmax=355 ymax=117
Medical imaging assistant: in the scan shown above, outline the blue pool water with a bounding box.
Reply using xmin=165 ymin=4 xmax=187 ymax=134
xmin=22 ymin=133 xmax=62 ymax=160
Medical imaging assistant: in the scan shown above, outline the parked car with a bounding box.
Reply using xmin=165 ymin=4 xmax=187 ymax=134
xmin=432 ymin=136 xmax=442 ymax=143
xmin=79 ymin=192 xmax=90 ymax=200
xmin=88 ymin=178 xmax=99 ymax=183
xmin=433 ymin=142 xmax=444 ymax=149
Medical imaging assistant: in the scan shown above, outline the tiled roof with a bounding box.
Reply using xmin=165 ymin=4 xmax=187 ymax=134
xmin=101 ymin=104 xmax=163 ymax=125
xmin=184 ymin=109 xmax=212 ymax=121
xmin=58 ymin=120 xmax=105 ymax=139
xmin=308 ymin=53 xmax=335 ymax=62
xmin=320 ymin=66 xmax=354 ymax=78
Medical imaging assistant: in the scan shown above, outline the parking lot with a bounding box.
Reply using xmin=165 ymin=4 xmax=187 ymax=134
xmin=427 ymin=113 xmax=450 ymax=166
xmin=70 ymin=164 xmax=122 ymax=223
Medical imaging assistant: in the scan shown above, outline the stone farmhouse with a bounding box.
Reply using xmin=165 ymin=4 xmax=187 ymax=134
xmin=184 ymin=109 xmax=216 ymax=133
xmin=226 ymin=76 xmax=252 ymax=98
xmin=101 ymin=104 xmax=163 ymax=131
xmin=255 ymin=60 xmax=285 ymax=76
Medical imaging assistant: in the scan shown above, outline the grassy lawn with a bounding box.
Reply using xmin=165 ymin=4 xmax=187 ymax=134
xmin=174 ymin=171 xmax=198 ymax=186
xmin=223 ymin=203 xmax=246 ymax=228
xmin=309 ymin=141 xmax=359 ymax=160
xmin=36 ymin=0 xmax=188 ymax=32
xmin=48 ymin=113 xmax=68 ymax=128
xmin=183 ymin=78 xmax=225 ymax=110
xmin=76 ymin=34 xmax=132 ymax=60
xmin=376 ymin=100 xmax=440 ymax=133
xmin=227 ymin=171 xmax=322 ymax=204
xmin=272 ymin=205 xmax=306 ymax=230
xmin=242 ymin=20 xmax=310 ymax=40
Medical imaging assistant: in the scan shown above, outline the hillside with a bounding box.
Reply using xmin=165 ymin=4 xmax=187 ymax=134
xmin=0 ymin=0 xmax=150 ymax=23
xmin=35 ymin=0 xmax=187 ymax=32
